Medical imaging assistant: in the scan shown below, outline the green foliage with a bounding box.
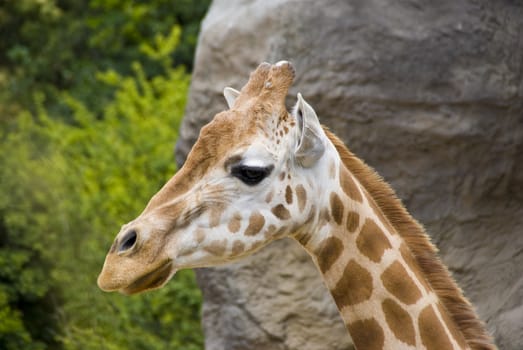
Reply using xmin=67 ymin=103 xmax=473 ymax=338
xmin=0 ymin=0 xmax=211 ymax=117
xmin=0 ymin=18 xmax=205 ymax=350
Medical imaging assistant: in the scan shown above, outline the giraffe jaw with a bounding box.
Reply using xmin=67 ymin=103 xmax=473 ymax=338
xmin=98 ymin=259 xmax=176 ymax=295
xmin=121 ymin=261 xmax=176 ymax=295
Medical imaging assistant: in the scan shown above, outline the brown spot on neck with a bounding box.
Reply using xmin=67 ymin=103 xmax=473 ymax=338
xmin=419 ymin=304 xmax=454 ymax=350
xmin=347 ymin=318 xmax=385 ymax=350
xmin=331 ymin=259 xmax=373 ymax=308
xmin=356 ymin=218 xmax=392 ymax=263
xmin=381 ymin=261 xmax=422 ymax=305
xmin=382 ymin=298 xmax=416 ymax=346
xmin=314 ymin=236 xmax=344 ymax=273
xmin=346 ymin=211 xmax=360 ymax=233
xmin=329 ymin=192 xmax=344 ymax=225
xmin=339 ymin=166 xmax=363 ymax=202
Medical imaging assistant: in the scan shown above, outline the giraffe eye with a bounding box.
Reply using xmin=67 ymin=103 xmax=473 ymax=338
xmin=231 ymin=164 xmax=274 ymax=186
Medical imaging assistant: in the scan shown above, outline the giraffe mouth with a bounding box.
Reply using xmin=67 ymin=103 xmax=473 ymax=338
xmin=121 ymin=261 xmax=175 ymax=295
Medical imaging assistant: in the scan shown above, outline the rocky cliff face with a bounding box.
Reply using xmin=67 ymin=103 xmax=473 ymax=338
xmin=175 ymin=1 xmax=523 ymax=349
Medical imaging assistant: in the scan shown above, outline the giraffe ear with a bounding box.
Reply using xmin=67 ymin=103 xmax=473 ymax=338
xmin=293 ymin=93 xmax=325 ymax=168
xmin=223 ymin=87 xmax=240 ymax=109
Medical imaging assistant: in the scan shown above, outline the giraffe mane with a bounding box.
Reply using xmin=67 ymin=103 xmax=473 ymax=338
xmin=323 ymin=127 xmax=496 ymax=350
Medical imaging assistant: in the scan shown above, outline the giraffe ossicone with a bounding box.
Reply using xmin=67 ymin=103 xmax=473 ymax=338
xmin=97 ymin=61 xmax=496 ymax=350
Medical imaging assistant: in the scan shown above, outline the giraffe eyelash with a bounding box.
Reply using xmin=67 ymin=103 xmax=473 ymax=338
xmin=230 ymin=164 xmax=274 ymax=186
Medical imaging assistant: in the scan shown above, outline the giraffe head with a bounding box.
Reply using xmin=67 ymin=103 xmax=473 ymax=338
xmin=97 ymin=61 xmax=333 ymax=294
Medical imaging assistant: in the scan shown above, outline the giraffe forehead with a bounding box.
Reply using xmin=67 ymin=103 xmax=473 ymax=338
xmin=239 ymin=144 xmax=278 ymax=166
xmin=196 ymin=112 xmax=256 ymax=156
xmin=200 ymin=108 xmax=293 ymax=159
xmin=144 ymin=112 xmax=258 ymax=208
xmin=182 ymin=113 xmax=258 ymax=174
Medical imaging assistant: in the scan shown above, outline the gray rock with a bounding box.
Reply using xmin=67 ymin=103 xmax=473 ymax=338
xmin=176 ymin=0 xmax=523 ymax=349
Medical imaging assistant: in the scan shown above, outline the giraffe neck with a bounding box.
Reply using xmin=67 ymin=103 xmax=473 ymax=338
xmin=293 ymin=132 xmax=483 ymax=349
xmin=297 ymin=166 xmax=467 ymax=349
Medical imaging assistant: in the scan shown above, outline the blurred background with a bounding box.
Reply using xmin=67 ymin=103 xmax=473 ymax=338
xmin=0 ymin=1 xmax=210 ymax=349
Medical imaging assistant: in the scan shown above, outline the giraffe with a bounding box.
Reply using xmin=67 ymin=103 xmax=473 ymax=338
xmin=97 ymin=61 xmax=496 ymax=350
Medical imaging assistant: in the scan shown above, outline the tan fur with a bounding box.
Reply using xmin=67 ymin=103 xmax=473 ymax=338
xmin=324 ymin=128 xmax=496 ymax=350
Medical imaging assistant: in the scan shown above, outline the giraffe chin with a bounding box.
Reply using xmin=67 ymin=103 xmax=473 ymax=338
xmin=120 ymin=261 xmax=176 ymax=295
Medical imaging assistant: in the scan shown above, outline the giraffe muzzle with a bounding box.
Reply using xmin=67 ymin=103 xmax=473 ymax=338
xmin=120 ymin=260 xmax=175 ymax=295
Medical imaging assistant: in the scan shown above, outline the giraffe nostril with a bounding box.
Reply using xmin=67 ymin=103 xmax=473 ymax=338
xmin=118 ymin=229 xmax=137 ymax=253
